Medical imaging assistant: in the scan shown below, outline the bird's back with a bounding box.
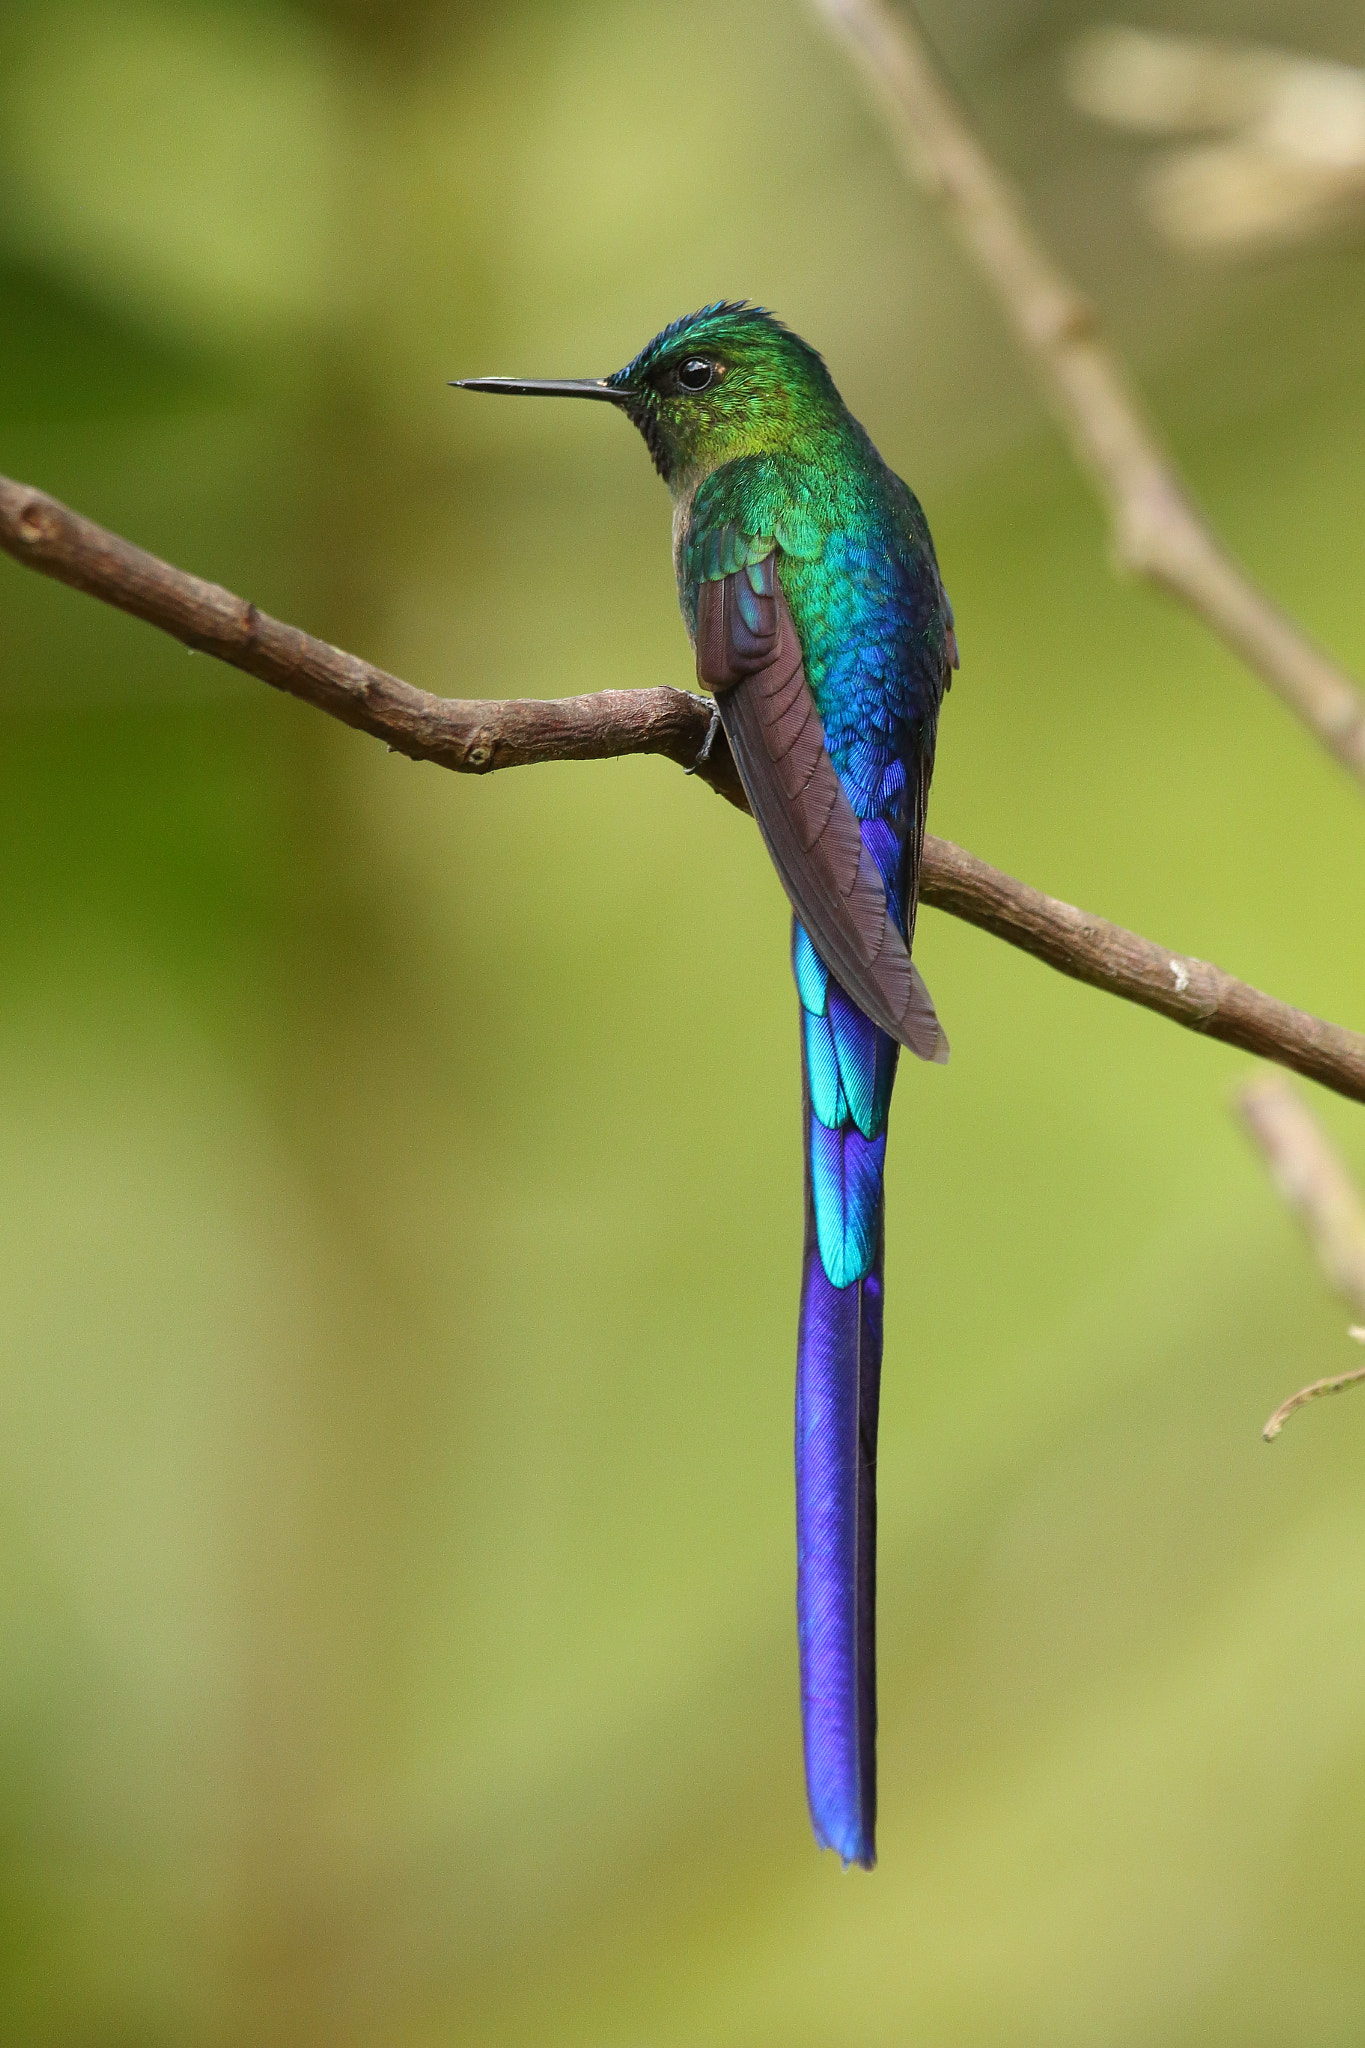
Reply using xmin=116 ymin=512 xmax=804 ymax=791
xmin=781 ymin=442 xmax=951 ymax=933
xmin=683 ymin=434 xmax=952 ymax=933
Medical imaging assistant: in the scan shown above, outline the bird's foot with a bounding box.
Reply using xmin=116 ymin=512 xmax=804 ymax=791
xmin=686 ymin=698 xmax=723 ymax=776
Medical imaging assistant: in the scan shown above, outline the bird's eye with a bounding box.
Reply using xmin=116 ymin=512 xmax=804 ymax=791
xmin=676 ymin=356 xmax=716 ymax=392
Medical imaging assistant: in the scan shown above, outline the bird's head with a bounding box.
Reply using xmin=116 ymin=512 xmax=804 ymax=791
xmin=456 ymin=303 xmax=842 ymax=492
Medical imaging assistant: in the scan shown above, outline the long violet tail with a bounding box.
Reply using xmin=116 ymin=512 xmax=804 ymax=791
xmin=796 ymin=1185 xmax=884 ymax=1866
xmin=793 ymin=919 xmax=898 ymax=1869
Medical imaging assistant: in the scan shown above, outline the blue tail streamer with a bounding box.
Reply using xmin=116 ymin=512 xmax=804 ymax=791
xmin=794 ymin=916 xmax=895 ymax=1869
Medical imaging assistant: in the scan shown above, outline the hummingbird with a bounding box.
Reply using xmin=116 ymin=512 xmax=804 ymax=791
xmin=457 ymin=304 xmax=955 ymax=1869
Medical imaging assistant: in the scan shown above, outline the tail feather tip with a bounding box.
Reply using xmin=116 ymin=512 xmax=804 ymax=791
xmin=812 ymin=1814 xmax=876 ymax=1870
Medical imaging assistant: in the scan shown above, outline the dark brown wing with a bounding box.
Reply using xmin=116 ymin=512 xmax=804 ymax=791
xmin=695 ymin=560 xmax=947 ymax=1063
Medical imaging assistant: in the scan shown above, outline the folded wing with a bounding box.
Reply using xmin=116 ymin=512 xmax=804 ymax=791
xmin=695 ymin=557 xmax=947 ymax=1063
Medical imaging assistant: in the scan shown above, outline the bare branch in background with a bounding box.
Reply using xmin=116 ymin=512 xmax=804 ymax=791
xmin=1238 ymin=1076 xmax=1365 ymax=1311
xmin=4 ymin=471 xmax=1365 ymax=1106
xmin=1261 ymin=1340 xmax=1365 ymax=1443
xmin=812 ymin=0 xmax=1365 ymax=1434
xmin=1238 ymin=1075 xmax=1365 ymax=1436
xmin=809 ymin=0 xmax=1365 ymax=788
xmin=1066 ymin=28 xmax=1365 ymax=258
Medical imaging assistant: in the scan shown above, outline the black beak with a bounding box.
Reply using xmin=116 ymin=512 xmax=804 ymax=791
xmin=451 ymin=377 xmax=631 ymax=404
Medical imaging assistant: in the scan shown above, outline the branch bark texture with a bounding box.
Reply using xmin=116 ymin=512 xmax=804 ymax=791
xmin=0 ymin=477 xmax=749 ymax=806
xmin=810 ymin=0 xmax=1365 ymax=788
xmin=4 ymin=471 xmax=1365 ymax=1107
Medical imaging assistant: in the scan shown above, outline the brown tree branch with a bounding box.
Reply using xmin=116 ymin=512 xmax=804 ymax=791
xmin=926 ymin=842 xmax=1365 ymax=1103
xmin=810 ymin=0 xmax=1365 ymax=788
xmin=0 ymin=476 xmax=750 ymax=810
xmin=1237 ymin=1076 xmax=1365 ymax=1438
xmin=4 ymin=470 xmax=1365 ymax=1105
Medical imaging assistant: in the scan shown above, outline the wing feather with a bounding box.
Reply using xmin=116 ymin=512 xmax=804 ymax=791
xmin=695 ymin=563 xmax=947 ymax=1063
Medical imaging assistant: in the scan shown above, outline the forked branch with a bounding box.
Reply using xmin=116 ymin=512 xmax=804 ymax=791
xmin=3 ymin=472 xmax=1364 ymax=1107
xmin=811 ymin=0 xmax=1365 ymax=787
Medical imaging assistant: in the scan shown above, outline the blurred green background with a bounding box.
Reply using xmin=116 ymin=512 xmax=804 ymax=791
xmin=2 ymin=1 xmax=1365 ymax=2041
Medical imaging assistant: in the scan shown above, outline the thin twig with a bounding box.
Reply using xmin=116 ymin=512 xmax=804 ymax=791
xmin=810 ymin=0 xmax=1365 ymax=788
xmin=1262 ymin=1337 xmax=1365 ymax=1443
xmin=3 ymin=471 xmax=1365 ymax=1105
xmin=1237 ymin=1076 xmax=1365 ymax=1435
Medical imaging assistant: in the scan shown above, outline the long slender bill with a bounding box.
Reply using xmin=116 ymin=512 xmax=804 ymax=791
xmin=452 ymin=377 xmax=630 ymax=403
